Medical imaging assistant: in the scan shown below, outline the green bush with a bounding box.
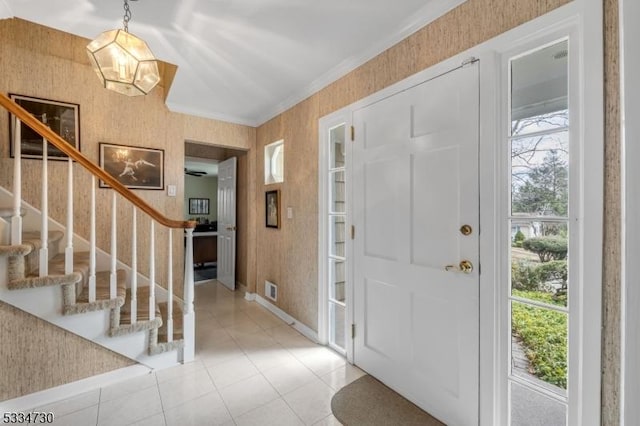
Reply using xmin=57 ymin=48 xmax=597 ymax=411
xmin=522 ymin=236 xmax=568 ymax=262
xmin=513 ymin=230 xmax=526 ymax=247
xmin=511 ymin=260 xmax=540 ymax=291
xmin=512 ymin=291 xmax=567 ymax=389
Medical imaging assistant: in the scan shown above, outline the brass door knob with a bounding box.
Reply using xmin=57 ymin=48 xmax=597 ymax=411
xmin=226 ymin=226 xmax=236 ymax=231
xmin=459 ymin=260 xmax=473 ymax=274
xmin=444 ymin=260 xmax=474 ymax=274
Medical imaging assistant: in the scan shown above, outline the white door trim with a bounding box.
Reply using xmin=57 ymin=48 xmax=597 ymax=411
xmin=317 ymin=2 xmax=602 ymax=424
xmin=621 ymin=0 xmax=639 ymax=423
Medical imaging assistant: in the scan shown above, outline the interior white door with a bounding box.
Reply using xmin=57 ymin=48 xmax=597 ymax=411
xmin=217 ymin=157 xmax=237 ymax=290
xmin=352 ymin=63 xmax=480 ymax=426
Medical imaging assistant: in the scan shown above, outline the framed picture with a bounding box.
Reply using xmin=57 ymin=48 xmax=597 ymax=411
xmin=99 ymin=142 xmax=164 ymax=190
xmin=9 ymin=94 xmax=80 ymax=160
xmin=266 ymin=190 xmax=280 ymax=228
xmin=189 ymin=198 xmax=210 ymax=215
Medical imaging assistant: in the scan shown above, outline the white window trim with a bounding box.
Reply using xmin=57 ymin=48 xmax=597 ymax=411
xmin=265 ymin=139 xmax=284 ymax=184
xmin=621 ymin=0 xmax=639 ymax=424
xmin=318 ymin=113 xmax=352 ymax=360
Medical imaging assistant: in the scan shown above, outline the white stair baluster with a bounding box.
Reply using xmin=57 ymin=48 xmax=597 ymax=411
xmin=11 ymin=117 xmax=22 ymax=245
xmin=88 ymin=176 xmax=96 ymax=302
xmin=149 ymin=221 xmax=155 ymax=320
xmin=39 ymin=135 xmax=48 ymax=277
xmin=130 ymin=206 xmax=137 ymax=324
xmin=183 ymin=227 xmax=195 ymax=361
xmin=65 ymin=158 xmax=74 ymax=275
xmin=110 ymin=191 xmax=117 ymax=299
xmin=167 ymin=228 xmax=173 ymax=343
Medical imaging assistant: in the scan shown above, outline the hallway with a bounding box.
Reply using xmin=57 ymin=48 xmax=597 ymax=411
xmin=26 ymin=281 xmax=362 ymax=425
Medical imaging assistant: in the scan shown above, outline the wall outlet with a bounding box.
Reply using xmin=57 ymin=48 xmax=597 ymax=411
xmin=265 ymin=280 xmax=278 ymax=302
xmin=287 ymin=207 xmax=293 ymax=219
xmin=167 ymin=185 xmax=177 ymax=197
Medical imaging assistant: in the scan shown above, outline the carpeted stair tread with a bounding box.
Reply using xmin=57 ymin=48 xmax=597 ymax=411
xmin=76 ymin=269 xmax=127 ymax=303
xmin=119 ymin=286 xmax=161 ymax=324
xmin=29 ymin=251 xmax=90 ymax=279
xmin=22 ymin=230 xmax=65 ymax=249
xmin=157 ymin=300 xmax=184 ymax=341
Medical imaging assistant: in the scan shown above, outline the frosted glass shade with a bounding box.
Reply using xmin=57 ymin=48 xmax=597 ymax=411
xmin=87 ymin=29 xmax=160 ymax=96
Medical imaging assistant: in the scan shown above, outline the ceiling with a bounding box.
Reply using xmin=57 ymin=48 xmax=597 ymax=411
xmin=1 ymin=0 xmax=463 ymax=126
xmin=185 ymin=156 xmax=219 ymax=177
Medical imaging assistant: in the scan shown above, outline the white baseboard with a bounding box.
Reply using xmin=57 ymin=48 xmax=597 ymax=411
xmin=252 ymin=294 xmax=319 ymax=343
xmin=244 ymin=291 xmax=256 ymax=301
xmin=0 ymin=364 xmax=152 ymax=413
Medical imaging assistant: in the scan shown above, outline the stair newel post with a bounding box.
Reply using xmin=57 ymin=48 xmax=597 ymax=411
xmin=39 ymin=135 xmax=49 ymax=277
xmin=149 ymin=221 xmax=156 ymax=320
xmin=110 ymin=191 xmax=117 ymax=299
xmin=11 ymin=117 xmax=22 ymax=245
xmin=167 ymin=228 xmax=174 ymax=343
xmin=65 ymin=157 xmax=74 ymax=275
xmin=183 ymin=227 xmax=195 ymax=362
xmin=88 ymin=176 xmax=97 ymax=302
xmin=130 ymin=206 xmax=137 ymax=324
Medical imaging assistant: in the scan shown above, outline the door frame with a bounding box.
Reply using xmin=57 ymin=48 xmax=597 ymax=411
xmin=317 ymin=2 xmax=603 ymax=424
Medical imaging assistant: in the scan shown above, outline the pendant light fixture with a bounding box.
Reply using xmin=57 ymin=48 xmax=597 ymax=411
xmin=86 ymin=0 xmax=160 ymax=96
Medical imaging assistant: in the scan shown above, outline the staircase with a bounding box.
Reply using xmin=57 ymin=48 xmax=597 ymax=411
xmin=0 ymin=93 xmax=196 ymax=380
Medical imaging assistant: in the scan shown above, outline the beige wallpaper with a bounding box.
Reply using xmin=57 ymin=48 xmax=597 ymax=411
xmin=0 ymin=18 xmax=254 ymax=399
xmin=602 ymin=0 xmax=621 ymax=423
xmin=0 ymin=301 xmax=134 ymax=400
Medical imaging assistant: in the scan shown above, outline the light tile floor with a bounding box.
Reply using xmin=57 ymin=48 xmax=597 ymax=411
xmin=31 ymin=281 xmax=363 ymax=425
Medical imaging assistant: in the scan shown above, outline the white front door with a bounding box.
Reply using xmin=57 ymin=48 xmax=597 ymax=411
xmin=217 ymin=157 xmax=237 ymax=290
xmin=352 ymin=63 xmax=480 ymax=425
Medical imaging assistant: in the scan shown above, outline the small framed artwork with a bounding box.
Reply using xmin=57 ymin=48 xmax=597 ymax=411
xmin=9 ymin=94 xmax=80 ymax=160
xmin=99 ymin=142 xmax=164 ymax=190
xmin=189 ymin=198 xmax=210 ymax=215
xmin=265 ymin=190 xmax=280 ymax=228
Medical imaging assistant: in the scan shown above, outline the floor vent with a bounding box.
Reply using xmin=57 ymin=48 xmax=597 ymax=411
xmin=265 ymin=280 xmax=278 ymax=302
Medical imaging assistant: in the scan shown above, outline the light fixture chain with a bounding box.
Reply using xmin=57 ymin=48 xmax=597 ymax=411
xmin=123 ymin=0 xmax=132 ymax=33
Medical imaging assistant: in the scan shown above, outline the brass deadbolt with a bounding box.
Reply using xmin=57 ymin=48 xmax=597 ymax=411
xmin=460 ymin=224 xmax=473 ymax=236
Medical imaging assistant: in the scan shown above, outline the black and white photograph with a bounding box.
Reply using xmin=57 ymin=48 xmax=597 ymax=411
xmin=265 ymin=190 xmax=280 ymax=228
xmin=99 ymin=142 xmax=164 ymax=190
xmin=189 ymin=198 xmax=210 ymax=215
xmin=9 ymin=94 xmax=80 ymax=160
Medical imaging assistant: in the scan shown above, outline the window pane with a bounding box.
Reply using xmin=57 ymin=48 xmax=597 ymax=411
xmin=510 ymin=382 xmax=567 ymax=426
xmin=330 ymin=302 xmax=346 ymax=350
xmin=511 ymin=301 xmax=567 ymax=393
xmin=511 ymin=131 xmax=568 ymax=216
xmin=330 ymin=124 xmax=346 ymax=169
xmin=511 ymin=40 xmax=568 ymax=137
xmin=330 ymin=215 xmax=346 ymax=258
xmin=511 ymin=220 xmax=568 ymax=307
xmin=329 ymin=259 xmax=346 ymax=303
xmin=330 ymin=170 xmax=346 ymax=213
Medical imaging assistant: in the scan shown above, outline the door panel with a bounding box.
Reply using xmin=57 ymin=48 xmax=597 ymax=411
xmin=217 ymin=157 xmax=237 ymax=290
xmin=353 ymin=63 xmax=480 ymax=426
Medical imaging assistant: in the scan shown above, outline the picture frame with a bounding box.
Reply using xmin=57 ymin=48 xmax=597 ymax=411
xmin=265 ymin=190 xmax=280 ymax=228
xmin=189 ymin=198 xmax=210 ymax=215
xmin=9 ymin=94 xmax=80 ymax=160
xmin=99 ymin=142 xmax=164 ymax=190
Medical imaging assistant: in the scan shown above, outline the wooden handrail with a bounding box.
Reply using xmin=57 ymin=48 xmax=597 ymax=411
xmin=0 ymin=93 xmax=195 ymax=229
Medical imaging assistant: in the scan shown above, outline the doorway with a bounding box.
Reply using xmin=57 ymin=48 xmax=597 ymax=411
xmin=184 ymin=142 xmax=244 ymax=290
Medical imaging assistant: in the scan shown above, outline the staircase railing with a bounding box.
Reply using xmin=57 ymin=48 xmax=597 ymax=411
xmin=0 ymin=92 xmax=197 ymax=362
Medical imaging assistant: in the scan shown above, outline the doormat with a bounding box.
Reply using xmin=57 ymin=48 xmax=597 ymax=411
xmin=331 ymin=375 xmax=445 ymax=426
